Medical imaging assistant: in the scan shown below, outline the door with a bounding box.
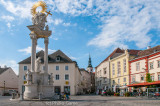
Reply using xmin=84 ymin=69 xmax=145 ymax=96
xmin=54 ymin=86 xmax=61 ymax=95
xmin=64 ymin=86 xmax=70 ymax=95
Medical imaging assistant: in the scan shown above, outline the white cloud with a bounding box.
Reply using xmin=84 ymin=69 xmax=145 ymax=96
xmin=7 ymin=23 xmax=11 ymax=28
xmin=0 ymin=60 xmax=18 ymax=75
xmin=1 ymin=15 xmax=15 ymax=22
xmin=69 ymin=56 xmax=77 ymax=60
xmin=1 ymin=0 xmax=160 ymax=49
xmin=63 ymin=23 xmax=71 ymax=27
xmin=54 ymin=19 xmax=63 ymax=25
xmin=47 ymin=16 xmax=63 ymax=26
xmin=46 ymin=0 xmax=160 ymax=49
xmin=18 ymin=46 xmax=56 ymax=54
xmin=18 ymin=46 xmax=31 ymax=54
xmin=48 ymin=0 xmax=94 ymax=16
xmin=88 ymin=0 xmax=160 ymax=49
xmin=0 ymin=0 xmax=34 ymax=19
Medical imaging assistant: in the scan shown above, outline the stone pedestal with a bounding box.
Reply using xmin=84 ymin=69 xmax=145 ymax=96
xmin=43 ymin=73 xmax=49 ymax=85
xmin=42 ymin=85 xmax=54 ymax=98
xmin=23 ymin=84 xmax=38 ymax=99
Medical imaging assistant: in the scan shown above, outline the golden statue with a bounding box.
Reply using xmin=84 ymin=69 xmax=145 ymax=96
xmin=29 ymin=1 xmax=52 ymax=38
xmin=31 ymin=1 xmax=52 ymax=16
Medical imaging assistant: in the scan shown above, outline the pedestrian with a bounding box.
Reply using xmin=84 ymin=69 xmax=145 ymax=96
xmin=66 ymin=90 xmax=69 ymax=100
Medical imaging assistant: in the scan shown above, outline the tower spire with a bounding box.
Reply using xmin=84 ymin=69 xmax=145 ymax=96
xmin=88 ymin=53 xmax=92 ymax=68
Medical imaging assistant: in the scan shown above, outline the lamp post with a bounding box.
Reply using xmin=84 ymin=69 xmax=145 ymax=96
xmin=4 ymin=81 xmax=5 ymax=94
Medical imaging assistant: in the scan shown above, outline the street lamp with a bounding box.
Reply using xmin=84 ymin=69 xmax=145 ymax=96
xmin=4 ymin=81 xmax=5 ymax=94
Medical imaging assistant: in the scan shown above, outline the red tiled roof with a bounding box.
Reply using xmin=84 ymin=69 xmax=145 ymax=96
xmin=95 ymin=48 xmax=141 ymax=68
xmin=128 ymin=50 xmax=141 ymax=55
xmin=95 ymin=48 xmax=124 ymax=68
xmin=137 ymin=45 xmax=160 ymax=57
xmin=127 ymin=81 xmax=160 ymax=87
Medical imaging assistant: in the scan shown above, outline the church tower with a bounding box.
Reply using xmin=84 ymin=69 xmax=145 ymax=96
xmin=87 ymin=54 xmax=93 ymax=73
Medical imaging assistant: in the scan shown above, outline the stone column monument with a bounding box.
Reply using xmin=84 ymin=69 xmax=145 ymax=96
xmin=23 ymin=1 xmax=54 ymax=99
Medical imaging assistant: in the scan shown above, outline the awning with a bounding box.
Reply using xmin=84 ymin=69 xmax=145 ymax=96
xmin=0 ymin=86 xmax=18 ymax=89
xmin=127 ymin=81 xmax=160 ymax=87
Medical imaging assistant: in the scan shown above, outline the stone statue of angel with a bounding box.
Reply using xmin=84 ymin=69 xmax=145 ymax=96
xmin=32 ymin=12 xmax=47 ymax=30
xmin=35 ymin=57 xmax=41 ymax=73
xmin=25 ymin=69 xmax=32 ymax=84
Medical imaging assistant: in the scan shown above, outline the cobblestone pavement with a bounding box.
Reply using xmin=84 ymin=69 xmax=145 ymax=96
xmin=1 ymin=95 xmax=160 ymax=106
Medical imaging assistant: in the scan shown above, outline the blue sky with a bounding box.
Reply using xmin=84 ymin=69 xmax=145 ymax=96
xmin=0 ymin=0 xmax=160 ymax=75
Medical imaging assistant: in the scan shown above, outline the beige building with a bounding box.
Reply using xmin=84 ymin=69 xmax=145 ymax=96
xmin=0 ymin=67 xmax=18 ymax=95
xmin=110 ymin=49 xmax=140 ymax=93
xmin=18 ymin=50 xmax=82 ymax=95
xmin=95 ymin=48 xmax=124 ymax=92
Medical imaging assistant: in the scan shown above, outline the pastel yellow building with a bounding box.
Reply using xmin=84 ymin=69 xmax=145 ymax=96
xmin=110 ymin=49 xmax=140 ymax=94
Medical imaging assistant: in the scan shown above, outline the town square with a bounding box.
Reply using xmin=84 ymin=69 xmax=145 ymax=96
xmin=0 ymin=0 xmax=160 ymax=106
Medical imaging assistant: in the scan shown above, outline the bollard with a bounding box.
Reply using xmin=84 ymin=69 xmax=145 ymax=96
xmin=39 ymin=93 xmax=42 ymax=100
xmin=20 ymin=93 xmax=24 ymax=100
xmin=12 ymin=93 xmax=15 ymax=99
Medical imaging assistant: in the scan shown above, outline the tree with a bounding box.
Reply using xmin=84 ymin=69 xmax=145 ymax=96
xmin=146 ymin=73 xmax=152 ymax=82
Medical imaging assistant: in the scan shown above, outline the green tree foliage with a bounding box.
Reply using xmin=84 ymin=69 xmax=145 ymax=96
xmin=146 ymin=73 xmax=152 ymax=82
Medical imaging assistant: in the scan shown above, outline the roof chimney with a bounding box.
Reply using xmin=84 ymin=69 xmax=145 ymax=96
xmin=147 ymin=46 xmax=151 ymax=49
xmin=4 ymin=65 xmax=7 ymax=68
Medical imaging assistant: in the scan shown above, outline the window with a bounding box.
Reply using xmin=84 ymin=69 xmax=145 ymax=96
xmin=24 ymin=66 xmax=27 ymax=71
xmin=113 ymin=80 xmax=115 ymax=85
xmin=100 ymin=80 xmax=102 ymax=86
xmin=141 ymin=75 xmax=144 ymax=81
xmin=56 ymin=66 xmax=59 ymax=70
xmin=65 ymin=66 xmax=69 ymax=70
xmin=56 ymin=56 xmax=61 ymax=61
xmin=150 ymin=62 xmax=154 ymax=69
xmin=104 ymin=68 xmax=107 ymax=74
xmin=132 ymin=76 xmax=135 ymax=83
xmin=117 ymin=61 xmax=121 ymax=76
xmin=56 ymin=75 xmax=59 ymax=80
xmin=104 ymin=78 xmax=107 ymax=83
xmin=158 ymin=61 xmax=160 ymax=68
xmin=151 ymin=75 xmax=154 ymax=81
xmin=112 ymin=64 xmax=115 ymax=75
xmin=136 ymin=62 xmax=140 ymax=71
xmin=100 ymin=70 xmax=101 ymax=76
xmin=118 ymin=79 xmax=120 ymax=84
xmin=24 ymin=75 xmax=26 ymax=80
xmin=65 ymin=74 xmax=69 ymax=80
xmin=123 ymin=59 xmax=126 ymax=73
xmin=123 ymin=77 xmax=126 ymax=82
xmin=158 ymin=75 xmax=160 ymax=81
xmin=91 ymin=69 xmax=93 ymax=72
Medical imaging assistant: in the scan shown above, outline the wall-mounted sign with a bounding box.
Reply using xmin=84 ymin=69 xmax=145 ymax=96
xmin=24 ymin=81 xmax=27 ymax=84
xmin=65 ymin=81 xmax=69 ymax=85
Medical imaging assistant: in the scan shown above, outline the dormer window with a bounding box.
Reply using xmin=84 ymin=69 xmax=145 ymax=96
xmin=56 ymin=56 xmax=61 ymax=62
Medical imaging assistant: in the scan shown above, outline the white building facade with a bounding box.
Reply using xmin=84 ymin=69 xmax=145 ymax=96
xmin=129 ymin=45 xmax=160 ymax=90
xmin=19 ymin=50 xmax=82 ymax=95
xmin=95 ymin=60 xmax=110 ymax=91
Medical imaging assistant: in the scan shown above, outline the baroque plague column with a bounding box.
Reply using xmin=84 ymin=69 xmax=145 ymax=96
xmin=23 ymin=1 xmax=54 ymax=99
